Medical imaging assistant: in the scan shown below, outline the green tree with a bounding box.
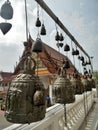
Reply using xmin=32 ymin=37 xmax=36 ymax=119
xmin=93 ymin=71 xmax=98 ymax=84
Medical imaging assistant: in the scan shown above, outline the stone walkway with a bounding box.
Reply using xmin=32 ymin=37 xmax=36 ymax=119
xmin=0 ymin=110 xmax=12 ymax=130
xmin=79 ymin=98 xmax=98 ymax=130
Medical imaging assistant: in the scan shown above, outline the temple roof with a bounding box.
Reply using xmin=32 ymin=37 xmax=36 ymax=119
xmin=14 ymin=36 xmax=78 ymax=75
xmin=0 ymin=72 xmax=13 ymax=83
xmin=38 ymin=41 xmax=76 ymax=75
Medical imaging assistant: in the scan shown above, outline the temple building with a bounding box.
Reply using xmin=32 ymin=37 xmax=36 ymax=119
xmin=11 ymin=36 xmax=79 ymax=104
xmin=1 ymin=37 xmax=97 ymax=130
xmin=0 ymin=72 xmax=13 ymax=99
xmin=0 ymin=37 xmax=78 ymax=100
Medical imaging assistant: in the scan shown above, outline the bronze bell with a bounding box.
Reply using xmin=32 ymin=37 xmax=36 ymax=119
xmin=72 ymin=48 xmax=76 ymax=55
xmin=70 ymin=73 xmax=84 ymax=95
xmin=32 ymin=38 xmax=43 ymax=53
xmin=81 ymin=75 xmax=92 ymax=92
xmin=59 ymin=33 xmax=64 ymax=41
xmin=23 ymin=41 xmax=28 ymax=47
xmin=52 ymin=61 xmax=75 ymax=104
xmin=35 ymin=17 xmax=41 ymax=27
xmin=62 ymin=59 xmax=70 ymax=69
xmin=59 ymin=43 xmax=63 ymax=47
xmin=78 ymin=56 xmax=81 ymax=60
xmin=83 ymin=67 xmax=88 ymax=75
xmin=88 ymin=75 xmax=96 ymax=88
xmin=40 ymin=24 xmax=46 ymax=35
xmin=80 ymin=56 xmax=84 ymax=62
xmin=64 ymin=44 xmax=70 ymax=51
xmin=0 ymin=22 xmax=12 ymax=35
xmin=5 ymin=53 xmax=46 ymax=124
xmin=56 ymin=42 xmax=63 ymax=48
xmin=72 ymin=49 xmax=79 ymax=55
xmin=75 ymin=49 xmax=79 ymax=55
xmin=82 ymin=61 xmax=87 ymax=66
xmin=55 ymin=31 xmax=60 ymax=41
xmin=0 ymin=0 xmax=13 ymax=20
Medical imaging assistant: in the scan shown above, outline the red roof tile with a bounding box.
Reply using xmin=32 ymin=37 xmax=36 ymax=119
xmin=0 ymin=72 xmax=13 ymax=82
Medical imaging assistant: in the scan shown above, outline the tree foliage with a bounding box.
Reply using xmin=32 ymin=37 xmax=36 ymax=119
xmin=93 ymin=71 xmax=98 ymax=84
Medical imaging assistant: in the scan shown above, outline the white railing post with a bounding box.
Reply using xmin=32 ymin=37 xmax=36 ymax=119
xmin=49 ymin=85 xmax=53 ymax=104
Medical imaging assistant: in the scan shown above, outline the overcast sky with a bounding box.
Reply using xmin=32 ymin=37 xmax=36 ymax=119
xmin=0 ymin=0 xmax=98 ymax=73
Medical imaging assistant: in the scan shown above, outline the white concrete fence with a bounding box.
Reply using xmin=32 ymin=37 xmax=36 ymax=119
xmin=3 ymin=91 xmax=96 ymax=130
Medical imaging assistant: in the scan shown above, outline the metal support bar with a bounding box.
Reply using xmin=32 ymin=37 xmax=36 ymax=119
xmin=35 ymin=0 xmax=90 ymax=60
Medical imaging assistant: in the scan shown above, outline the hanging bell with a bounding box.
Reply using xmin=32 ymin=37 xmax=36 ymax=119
xmin=56 ymin=42 xmax=63 ymax=48
xmin=0 ymin=0 xmax=13 ymax=20
xmin=82 ymin=61 xmax=87 ymax=66
xmin=35 ymin=17 xmax=41 ymax=27
xmin=75 ymin=49 xmax=79 ymax=55
xmin=80 ymin=56 xmax=84 ymax=62
xmin=59 ymin=33 xmax=64 ymax=41
xmin=23 ymin=41 xmax=28 ymax=47
xmin=0 ymin=22 xmax=12 ymax=35
xmin=59 ymin=42 xmax=63 ymax=47
xmin=78 ymin=56 xmax=81 ymax=60
xmin=81 ymin=75 xmax=92 ymax=91
xmin=83 ymin=67 xmax=88 ymax=74
xmin=5 ymin=54 xmax=46 ymax=124
xmin=64 ymin=44 xmax=70 ymax=51
xmin=88 ymin=75 xmax=96 ymax=88
xmin=52 ymin=61 xmax=75 ymax=104
xmin=70 ymin=73 xmax=84 ymax=95
xmin=72 ymin=48 xmax=76 ymax=55
xmin=55 ymin=31 xmax=60 ymax=41
xmin=32 ymin=38 xmax=43 ymax=53
xmin=40 ymin=24 xmax=46 ymax=35
xmin=62 ymin=59 xmax=70 ymax=69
